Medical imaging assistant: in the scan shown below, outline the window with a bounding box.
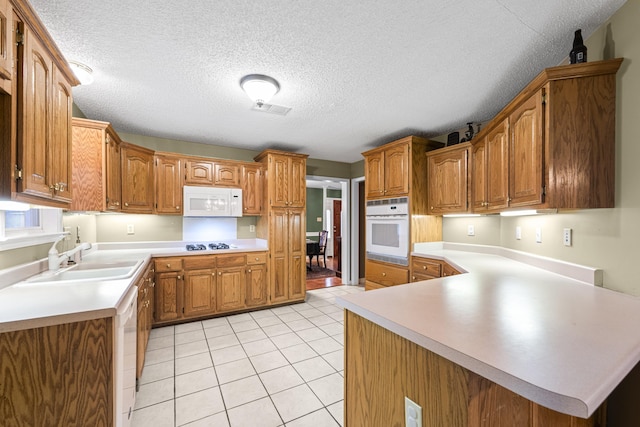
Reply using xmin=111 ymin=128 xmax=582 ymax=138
xmin=0 ymin=201 xmax=63 ymax=249
xmin=5 ymin=209 xmax=41 ymax=230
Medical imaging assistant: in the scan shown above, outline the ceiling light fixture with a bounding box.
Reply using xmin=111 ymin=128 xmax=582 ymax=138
xmin=240 ymin=74 xmax=279 ymax=108
xmin=69 ymin=61 xmax=94 ymax=85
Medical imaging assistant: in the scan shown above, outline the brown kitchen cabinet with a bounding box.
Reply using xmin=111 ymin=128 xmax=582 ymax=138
xmin=0 ymin=0 xmax=11 ymax=94
xmin=246 ymin=252 xmax=268 ymax=307
xmin=8 ymin=9 xmax=77 ymax=207
xmin=410 ymin=255 xmax=461 ymax=283
xmin=427 ymin=143 xmax=470 ymax=215
xmin=121 ymin=142 xmax=154 ymax=213
xmin=136 ymin=261 xmax=155 ymax=383
xmin=365 ymin=259 xmax=409 ymax=291
xmin=71 ymin=118 xmax=123 ymax=211
xmin=241 ymin=163 xmax=263 ymax=215
xmin=470 ymin=118 xmax=509 ymax=213
xmin=154 ymin=153 xmax=182 ymax=214
xmin=184 ymin=158 xmax=214 ymax=185
xmin=216 ymin=254 xmax=247 ymax=312
xmin=255 ymin=150 xmax=308 ymax=305
xmin=154 ymin=257 xmax=183 ymax=323
xmin=213 ymin=160 xmax=241 ymax=187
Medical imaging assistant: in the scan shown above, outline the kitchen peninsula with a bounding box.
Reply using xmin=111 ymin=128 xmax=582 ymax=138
xmin=338 ymin=243 xmax=640 ymax=426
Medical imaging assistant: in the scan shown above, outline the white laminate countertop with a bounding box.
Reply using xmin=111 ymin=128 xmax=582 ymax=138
xmin=336 ymin=242 xmax=640 ymax=419
xmin=0 ymin=239 xmax=268 ymax=333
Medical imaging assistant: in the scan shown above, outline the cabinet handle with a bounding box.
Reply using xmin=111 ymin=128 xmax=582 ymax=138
xmin=382 ymin=272 xmax=386 ymax=277
xmin=423 ymin=266 xmax=427 ymax=270
xmin=412 ymin=276 xmax=416 ymax=280
xmin=125 ymin=202 xmax=129 ymax=207
xmin=247 ymin=269 xmax=252 ymax=273
xmin=167 ymin=263 xmax=171 ymax=268
xmin=255 ymin=257 xmax=259 ymax=261
xmin=176 ymin=206 xmax=180 ymax=210
xmin=177 ymin=275 xmax=182 ymax=280
xmin=218 ymin=272 xmax=222 ymax=276
xmin=430 ymin=206 xmax=434 ymax=210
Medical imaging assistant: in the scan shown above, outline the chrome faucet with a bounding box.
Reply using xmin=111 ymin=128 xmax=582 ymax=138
xmin=48 ymin=236 xmax=92 ymax=271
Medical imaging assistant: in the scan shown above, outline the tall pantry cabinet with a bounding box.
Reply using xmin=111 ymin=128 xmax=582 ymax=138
xmin=255 ymin=149 xmax=308 ymax=304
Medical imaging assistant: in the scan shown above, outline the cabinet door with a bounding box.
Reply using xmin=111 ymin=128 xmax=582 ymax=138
xmin=242 ymin=164 xmax=262 ymax=215
xmin=183 ymin=268 xmax=216 ymax=317
xmin=216 ymin=266 xmax=246 ymax=311
xmin=71 ymin=122 xmax=105 ymax=211
xmin=271 ymin=155 xmax=289 ymax=207
xmin=365 ymin=151 xmax=385 ymax=198
xmin=154 ymin=271 xmax=182 ymax=322
xmin=288 ymin=157 xmax=306 ymax=207
xmin=470 ymin=140 xmax=487 ymax=212
xmin=50 ymin=67 xmax=73 ymax=202
xmin=427 ymin=146 xmax=468 ymax=214
xmin=213 ymin=161 xmax=240 ymax=187
xmin=246 ymin=263 xmax=267 ymax=307
xmin=155 ymin=155 xmax=182 ymax=214
xmin=184 ymin=158 xmax=214 ymax=185
xmin=19 ymin=28 xmax=52 ymax=199
xmin=486 ymin=119 xmax=509 ymax=211
xmin=0 ymin=0 xmax=12 ymax=87
xmin=288 ymin=208 xmax=306 ymax=301
xmin=121 ymin=144 xmax=154 ymax=213
xmin=136 ymin=292 xmax=146 ymax=380
xmin=384 ymin=144 xmax=409 ymax=197
xmin=269 ymin=208 xmax=289 ymax=303
xmin=105 ymin=130 xmax=122 ymax=210
xmin=510 ymin=91 xmax=544 ymax=207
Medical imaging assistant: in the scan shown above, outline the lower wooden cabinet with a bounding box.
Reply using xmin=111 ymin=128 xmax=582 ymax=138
xmin=152 ymin=252 xmax=270 ymax=326
xmin=365 ymin=259 xmax=409 ymax=291
xmin=136 ymin=262 xmax=155 ymax=383
xmin=410 ymin=255 xmax=461 ymax=282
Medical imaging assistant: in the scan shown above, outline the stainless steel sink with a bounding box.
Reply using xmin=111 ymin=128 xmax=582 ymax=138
xmin=25 ymin=259 xmax=143 ymax=284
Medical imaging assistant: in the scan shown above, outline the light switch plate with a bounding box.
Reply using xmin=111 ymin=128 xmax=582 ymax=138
xmin=127 ymin=224 xmax=135 ymax=235
xmin=535 ymin=227 xmax=542 ymax=243
xmin=467 ymin=225 xmax=475 ymax=236
xmin=515 ymin=226 xmax=521 ymax=240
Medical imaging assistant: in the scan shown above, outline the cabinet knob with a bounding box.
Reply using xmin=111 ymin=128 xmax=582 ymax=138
xmin=177 ymin=275 xmax=182 ymax=280
xmin=255 ymin=257 xmax=259 ymax=261
xmin=422 ymin=266 xmax=427 ymax=270
xmin=412 ymin=276 xmax=416 ymax=280
xmin=382 ymin=272 xmax=386 ymax=277
xmin=167 ymin=264 xmax=171 ymax=268
xmin=248 ymin=269 xmax=252 ymax=273
xmin=150 ymin=281 xmax=155 ymax=288
xmin=430 ymin=206 xmax=434 ymax=210
xmin=219 ymin=272 xmax=222 ymax=276
xmin=124 ymin=202 xmax=129 ymax=207
xmin=176 ymin=206 xmax=180 ymax=210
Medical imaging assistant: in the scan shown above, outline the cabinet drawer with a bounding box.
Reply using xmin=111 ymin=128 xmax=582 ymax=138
xmin=365 ymin=260 xmax=409 ymax=287
xmin=183 ymin=255 xmax=216 ymax=270
xmin=155 ymin=257 xmax=183 ymax=272
xmin=442 ymin=263 xmax=461 ymax=277
xmin=246 ymin=252 xmax=267 ymax=265
xmin=411 ymin=257 xmax=441 ymax=278
xmin=410 ymin=272 xmax=438 ymax=282
xmin=217 ymin=254 xmax=246 ymax=268
xmin=365 ymin=280 xmax=387 ymax=291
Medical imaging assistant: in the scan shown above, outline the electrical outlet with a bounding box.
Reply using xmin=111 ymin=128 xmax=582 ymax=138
xmin=535 ymin=227 xmax=542 ymax=243
xmin=249 ymin=225 xmax=256 ymax=232
xmin=405 ymin=397 xmax=422 ymax=427
xmin=563 ymin=228 xmax=572 ymax=246
xmin=515 ymin=226 xmax=521 ymax=240
xmin=127 ymin=224 xmax=135 ymax=235
xmin=467 ymin=225 xmax=475 ymax=236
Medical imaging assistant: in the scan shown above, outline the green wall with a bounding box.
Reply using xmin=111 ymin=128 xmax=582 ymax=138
xmin=306 ymin=188 xmax=323 ymax=237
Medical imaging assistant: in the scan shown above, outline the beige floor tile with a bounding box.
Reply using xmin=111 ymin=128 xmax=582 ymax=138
xmin=259 ymin=365 xmax=304 ymax=395
xmin=182 ymin=412 xmax=230 ymax=427
xmin=174 ymin=322 xmax=202 ymax=334
xmin=242 ymin=338 xmax=278 ymax=356
xmin=230 ymin=319 xmax=260 ymax=332
xmin=202 ymin=317 xmax=230 ymax=329
xmin=270 ymin=332 xmax=304 ymax=349
xmin=175 ymin=367 xmax=218 ymax=397
xmin=149 ymin=325 xmax=175 ymax=339
xmin=307 ymin=373 xmax=344 ymax=406
xmin=210 ymin=345 xmax=248 ymax=365
xmin=285 ymin=319 xmax=315 ymax=332
xmin=175 ymin=329 xmax=206 ymax=345
xmin=215 ymin=358 xmax=256 ymax=384
xmin=250 ymin=350 xmax=289 ymax=373
xmin=326 ymin=400 xmax=344 ymax=427
xmin=307 ymin=337 xmax=342 ymax=355
xmin=175 ymin=339 xmax=209 ymax=359
xmin=285 ymin=408 xmax=339 ymax=427
xmin=322 ymin=349 xmax=344 ymax=371
xmin=280 ymin=343 xmax=318 ymax=364
xmin=175 ymin=352 xmax=213 ymax=376
xmin=146 ymin=334 xmax=175 ymax=351
xmin=307 ymin=315 xmax=335 ymax=327
xmin=175 ymin=387 xmax=225 ymax=426
xmin=292 ymin=356 xmax=335 ymax=382
xmin=256 ymin=316 xmax=285 ymax=327
xmin=227 ymin=397 xmax=283 ymax=427
xmin=139 ymin=360 xmax=174 ymax=385
xmin=271 ymin=384 xmax=323 ymax=423
xmin=144 ymin=346 xmax=174 ymax=366
xmin=262 ymin=323 xmax=293 ymax=337
xmin=319 ymin=322 xmax=344 ymax=336
xmin=208 ymin=333 xmax=241 ymax=351
xmin=235 ymin=328 xmax=268 ymax=343
xmin=204 ymin=324 xmax=234 ymax=339
xmin=135 ymin=377 xmax=174 ymax=409
xmin=295 ymin=328 xmax=329 ymax=342
xmin=277 ymin=312 xmax=305 ymax=322
xmin=220 ymin=375 xmax=268 ymax=409
xmin=131 ymin=400 xmax=174 ymax=427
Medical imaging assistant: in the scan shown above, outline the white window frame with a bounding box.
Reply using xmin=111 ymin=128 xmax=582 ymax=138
xmin=0 ymin=205 xmax=64 ymax=251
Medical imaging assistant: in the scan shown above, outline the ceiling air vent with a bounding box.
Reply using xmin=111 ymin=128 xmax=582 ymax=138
xmin=251 ymin=103 xmax=292 ymax=116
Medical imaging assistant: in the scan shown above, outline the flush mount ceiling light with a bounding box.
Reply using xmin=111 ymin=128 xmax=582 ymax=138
xmin=240 ymin=74 xmax=279 ymax=107
xmin=68 ymin=61 xmax=94 ymax=85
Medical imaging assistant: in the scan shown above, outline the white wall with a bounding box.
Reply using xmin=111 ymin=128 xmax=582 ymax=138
xmin=443 ymin=0 xmax=640 ymax=296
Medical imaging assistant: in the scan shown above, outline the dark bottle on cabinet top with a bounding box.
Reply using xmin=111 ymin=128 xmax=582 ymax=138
xmin=570 ymin=29 xmax=587 ymax=64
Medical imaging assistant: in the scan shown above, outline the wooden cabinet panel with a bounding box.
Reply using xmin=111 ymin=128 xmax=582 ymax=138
xmin=427 ymin=144 xmax=469 ymax=214
xmin=217 ymin=266 xmax=246 ymax=311
xmin=383 ymin=143 xmax=409 ymax=197
xmin=289 ymin=156 xmax=306 ymax=207
xmin=246 ymin=262 xmax=267 ymax=307
xmin=184 ymin=158 xmax=214 ymax=185
xmin=411 ymin=257 xmax=441 ymax=278
xmin=288 ymin=208 xmax=305 ymax=300
xmin=365 ymin=260 xmax=409 ymax=288
xmin=184 ymin=268 xmax=216 ymax=317
xmin=136 ymin=262 xmax=154 ymax=382
xmin=470 ymin=140 xmax=487 ymax=212
xmin=247 ymin=252 xmax=267 ymax=265
xmin=49 ymin=67 xmax=72 ymax=202
xmin=213 ymin=161 xmax=240 ymax=187
xmin=242 ymin=163 xmax=263 ymax=215
xmin=472 ymin=119 xmax=509 ymax=213
xmin=259 ymin=151 xmax=307 ymax=208
xmin=365 ymin=151 xmax=384 ymax=198
xmin=269 ymin=208 xmax=289 ymax=303
xmin=155 ymin=154 xmax=182 ymax=214
xmin=121 ymin=143 xmax=154 ymax=213
xmin=154 ymin=271 xmax=182 ymax=322
xmin=271 ymin=154 xmax=289 ymax=207
xmin=155 ymin=257 xmax=183 ymax=273
xmin=509 ymin=91 xmax=544 ymax=207
xmin=0 ymin=0 xmax=11 ymax=86
xmin=105 ymin=130 xmax=122 ymax=210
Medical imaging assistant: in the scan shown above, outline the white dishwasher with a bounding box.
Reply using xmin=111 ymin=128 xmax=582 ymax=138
xmin=115 ymin=286 xmax=138 ymax=427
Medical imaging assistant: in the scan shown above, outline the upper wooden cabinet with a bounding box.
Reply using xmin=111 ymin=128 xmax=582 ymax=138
xmin=183 ymin=157 xmax=241 ymax=188
xmin=241 ymin=163 xmax=263 ymax=215
xmin=427 ymin=143 xmax=470 ymax=215
xmin=0 ymin=0 xmax=79 ymax=208
xmin=213 ymin=161 xmax=240 ymax=187
xmin=184 ymin=158 xmax=213 ymax=185
xmin=471 ymin=119 xmax=509 ymax=213
xmin=154 ymin=153 xmax=182 ymax=214
xmin=363 ymin=136 xmax=443 ymax=201
xmin=0 ymin=0 xmax=12 ymax=93
xmin=71 ymin=118 xmax=123 ymax=211
xmin=121 ymin=143 xmax=154 ymax=213
xmin=255 ymin=149 xmax=307 ymax=208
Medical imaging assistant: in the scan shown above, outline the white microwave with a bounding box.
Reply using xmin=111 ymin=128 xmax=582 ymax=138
xmin=183 ymin=186 xmax=243 ymax=217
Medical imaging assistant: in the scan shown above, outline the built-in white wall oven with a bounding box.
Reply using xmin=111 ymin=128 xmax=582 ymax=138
xmin=365 ymin=197 xmax=409 ymax=266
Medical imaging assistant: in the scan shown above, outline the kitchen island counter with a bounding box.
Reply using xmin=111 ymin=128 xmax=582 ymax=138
xmin=337 ymin=243 xmax=640 ymax=420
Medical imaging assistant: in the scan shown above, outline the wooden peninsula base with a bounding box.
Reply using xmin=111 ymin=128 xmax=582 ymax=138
xmin=345 ymin=311 xmax=606 ymax=427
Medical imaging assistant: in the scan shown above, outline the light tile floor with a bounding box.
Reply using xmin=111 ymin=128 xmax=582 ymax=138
xmin=131 ymin=285 xmax=364 ymax=427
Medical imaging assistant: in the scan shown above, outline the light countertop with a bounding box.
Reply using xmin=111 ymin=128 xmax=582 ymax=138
xmin=0 ymin=240 xmax=268 ymax=333
xmin=336 ymin=242 xmax=640 ymax=418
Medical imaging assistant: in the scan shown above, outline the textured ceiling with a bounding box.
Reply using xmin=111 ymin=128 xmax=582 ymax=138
xmin=30 ymin=0 xmax=625 ymax=163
